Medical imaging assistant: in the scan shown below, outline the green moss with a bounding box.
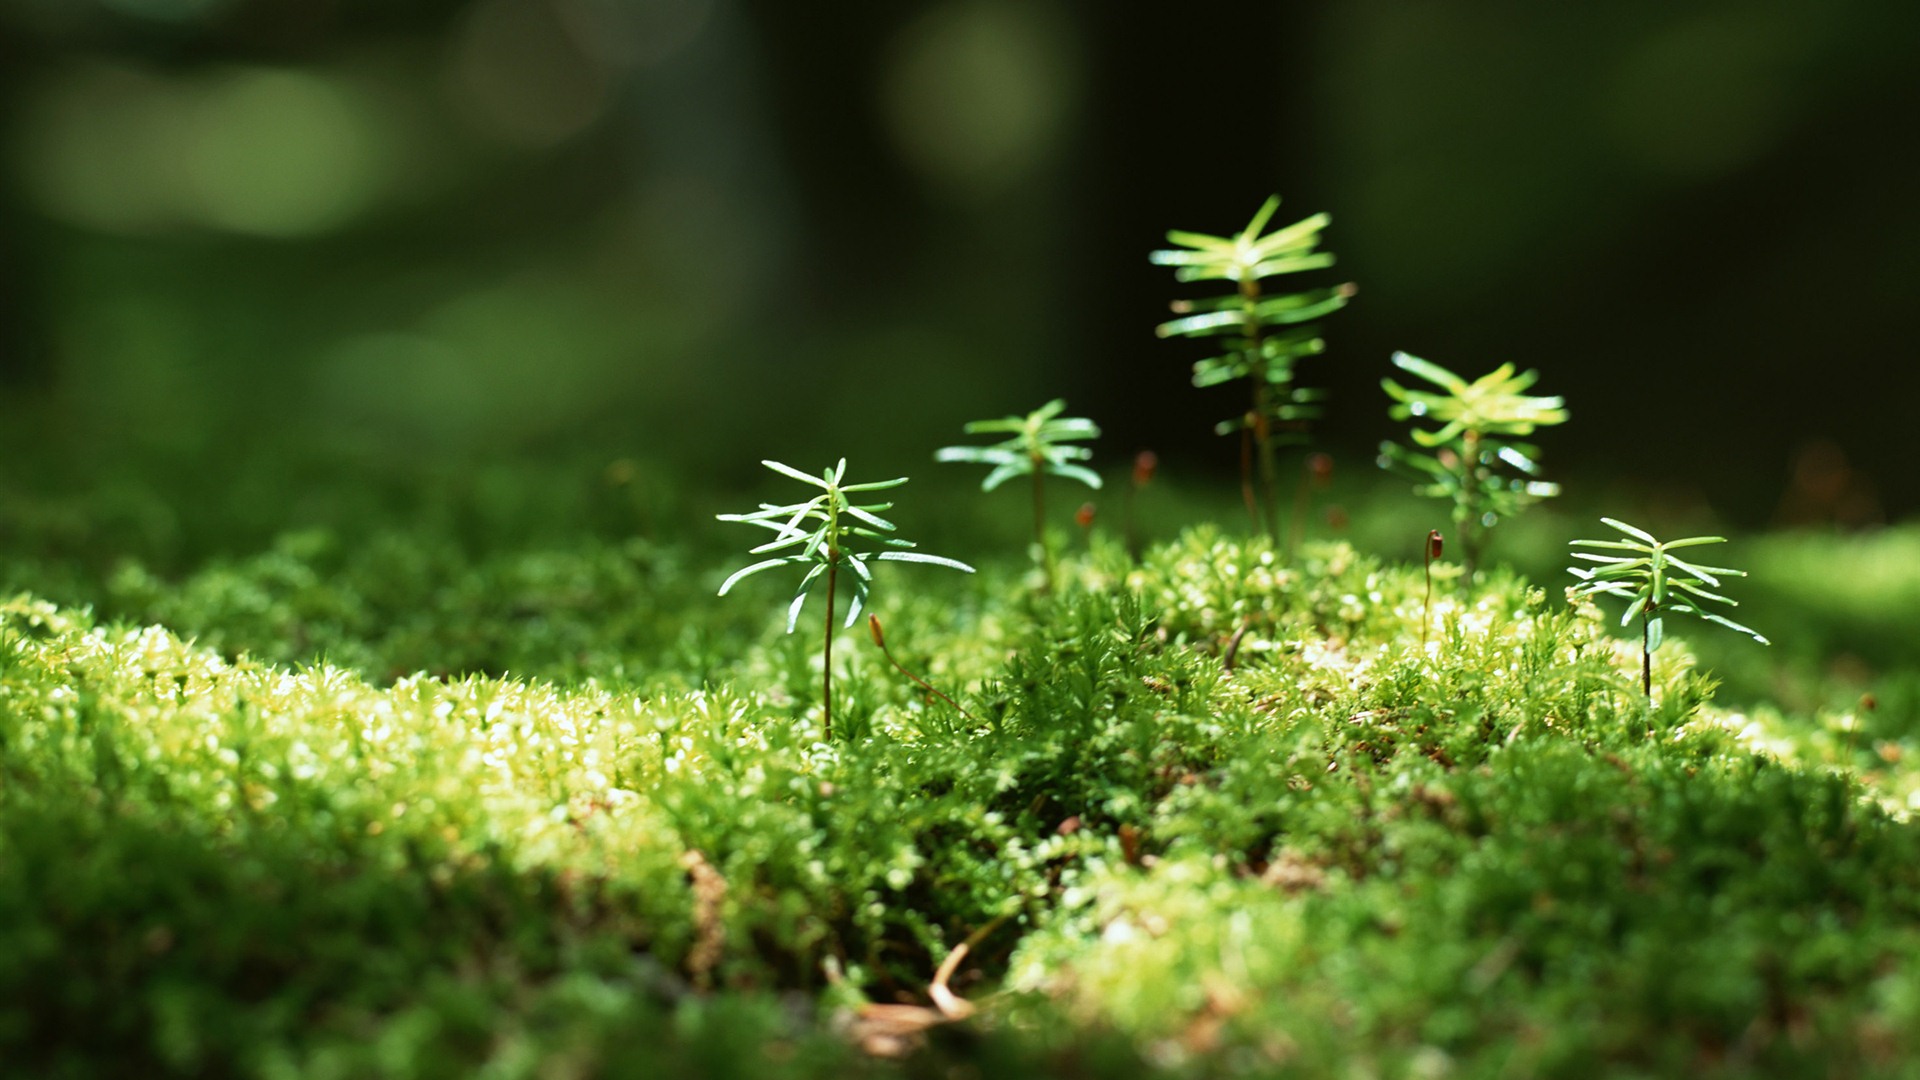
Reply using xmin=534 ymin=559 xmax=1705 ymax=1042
xmin=2 ymin=505 xmax=1919 ymax=1077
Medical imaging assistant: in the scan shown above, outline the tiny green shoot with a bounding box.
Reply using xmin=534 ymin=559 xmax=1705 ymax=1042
xmin=936 ymin=399 xmax=1100 ymax=592
xmin=717 ymin=459 xmax=973 ymax=740
xmin=1379 ymin=351 xmax=1567 ymax=584
xmin=1567 ymin=517 xmax=1769 ymax=698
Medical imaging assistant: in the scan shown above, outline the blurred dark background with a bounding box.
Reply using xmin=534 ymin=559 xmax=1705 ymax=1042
xmin=1 ymin=0 xmax=1914 ymax=526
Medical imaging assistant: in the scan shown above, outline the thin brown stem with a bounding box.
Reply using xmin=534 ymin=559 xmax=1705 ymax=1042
xmin=1458 ymin=430 xmax=1482 ymax=586
xmin=1124 ymin=485 xmax=1139 ymax=561
xmin=1241 ymin=274 xmax=1281 ymax=542
xmin=1293 ymin=452 xmax=1335 ymax=555
xmin=1254 ymin=391 xmax=1280 ymax=542
xmin=1239 ymin=426 xmax=1260 ymax=533
xmin=1031 ymin=458 xmax=1051 ymax=593
xmin=1641 ymin=600 xmax=1653 ymax=700
xmin=1126 ymin=450 xmax=1155 ymax=562
xmin=1844 ymin=700 xmax=1865 ymax=762
xmin=1223 ymin=616 xmax=1253 ymax=672
xmin=823 ymin=559 xmax=837 ymax=741
xmin=928 ymin=911 xmax=1014 ymax=1020
xmin=1292 ymin=459 xmax=1311 ymax=556
xmin=869 ymin=615 xmax=978 ymax=725
xmin=1423 ymin=529 xmax=1442 ymax=651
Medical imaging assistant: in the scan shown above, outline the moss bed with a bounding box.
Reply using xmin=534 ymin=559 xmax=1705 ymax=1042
xmin=4 ymin=468 xmax=1920 ymax=1078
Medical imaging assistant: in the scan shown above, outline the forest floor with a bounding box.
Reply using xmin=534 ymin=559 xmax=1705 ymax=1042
xmin=4 ymin=459 xmax=1918 ymax=1078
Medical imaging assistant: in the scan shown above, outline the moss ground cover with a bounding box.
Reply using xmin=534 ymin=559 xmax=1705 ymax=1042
xmin=4 ymin=463 xmax=1920 ymax=1077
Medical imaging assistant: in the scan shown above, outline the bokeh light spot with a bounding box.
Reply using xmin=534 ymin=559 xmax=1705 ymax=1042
xmin=1602 ymin=15 xmax=1795 ymax=179
xmin=448 ymin=0 xmax=613 ymax=148
xmin=14 ymin=64 xmax=193 ymax=233
xmin=317 ymin=277 xmax=632 ymax=447
xmin=880 ymin=0 xmax=1080 ymax=199
xmin=180 ymin=69 xmax=385 ymax=238
xmin=553 ymin=0 xmax=713 ymax=70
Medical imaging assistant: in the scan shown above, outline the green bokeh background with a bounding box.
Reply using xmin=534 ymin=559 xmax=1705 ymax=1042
xmin=0 ymin=0 xmax=1914 ymax=523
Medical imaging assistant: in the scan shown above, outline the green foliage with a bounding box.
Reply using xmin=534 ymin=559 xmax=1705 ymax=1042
xmin=1152 ymin=195 xmax=1353 ymax=538
xmin=717 ymin=459 xmax=973 ymax=633
xmin=1569 ymin=517 xmax=1768 ymax=696
xmin=1150 ymin=196 xmax=1348 ymax=404
xmin=1692 ymin=524 xmax=1920 ymax=760
xmin=5 ymin=455 xmax=1919 ymax=1079
xmin=936 ymin=400 xmax=1100 ymax=590
xmin=934 ymin=399 xmax=1102 ymax=494
xmin=91 ymin=530 xmax=727 ymax=686
xmin=717 ymin=459 xmax=971 ymax=739
xmin=0 ymin=592 xmax=1067 ymax=1076
xmin=1379 ymin=350 xmax=1567 ymax=582
xmin=1011 ymin=743 xmax=1919 ymax=1077
xmin=1381 ymin=351 xmax=1568 ymax=446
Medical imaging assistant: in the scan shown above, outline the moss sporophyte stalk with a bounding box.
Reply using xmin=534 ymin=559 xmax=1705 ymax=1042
xmin=716 ymin=459 xmax=973 ymax=740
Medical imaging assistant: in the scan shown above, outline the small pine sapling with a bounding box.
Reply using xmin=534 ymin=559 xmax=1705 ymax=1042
xmin=936 ymin=399 xmax=1100 ymax=592
xmin=1567 ymin=517 xmax=1768 ymax=699
xmin=1379 ymin=351 xmax=1567 ymax=584
xmin=717 ymin=459 xmax=973 ymax=740
xmin=1152 ymin=194 xmax=1355 ymax=543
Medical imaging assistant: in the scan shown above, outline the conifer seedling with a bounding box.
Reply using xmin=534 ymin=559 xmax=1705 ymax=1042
xmin=1152 ymin=194 xmax=1354 ymax=541
xmin=1567 ymin=517 xmax=1768 ymax=698
xmin=936 ymin=399 xmax=1100 ymax=592
xmin=717 ymin=459 xmax=973 ymax=740
xmin=1379 ymin=351 xmax=1566 ymax=583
